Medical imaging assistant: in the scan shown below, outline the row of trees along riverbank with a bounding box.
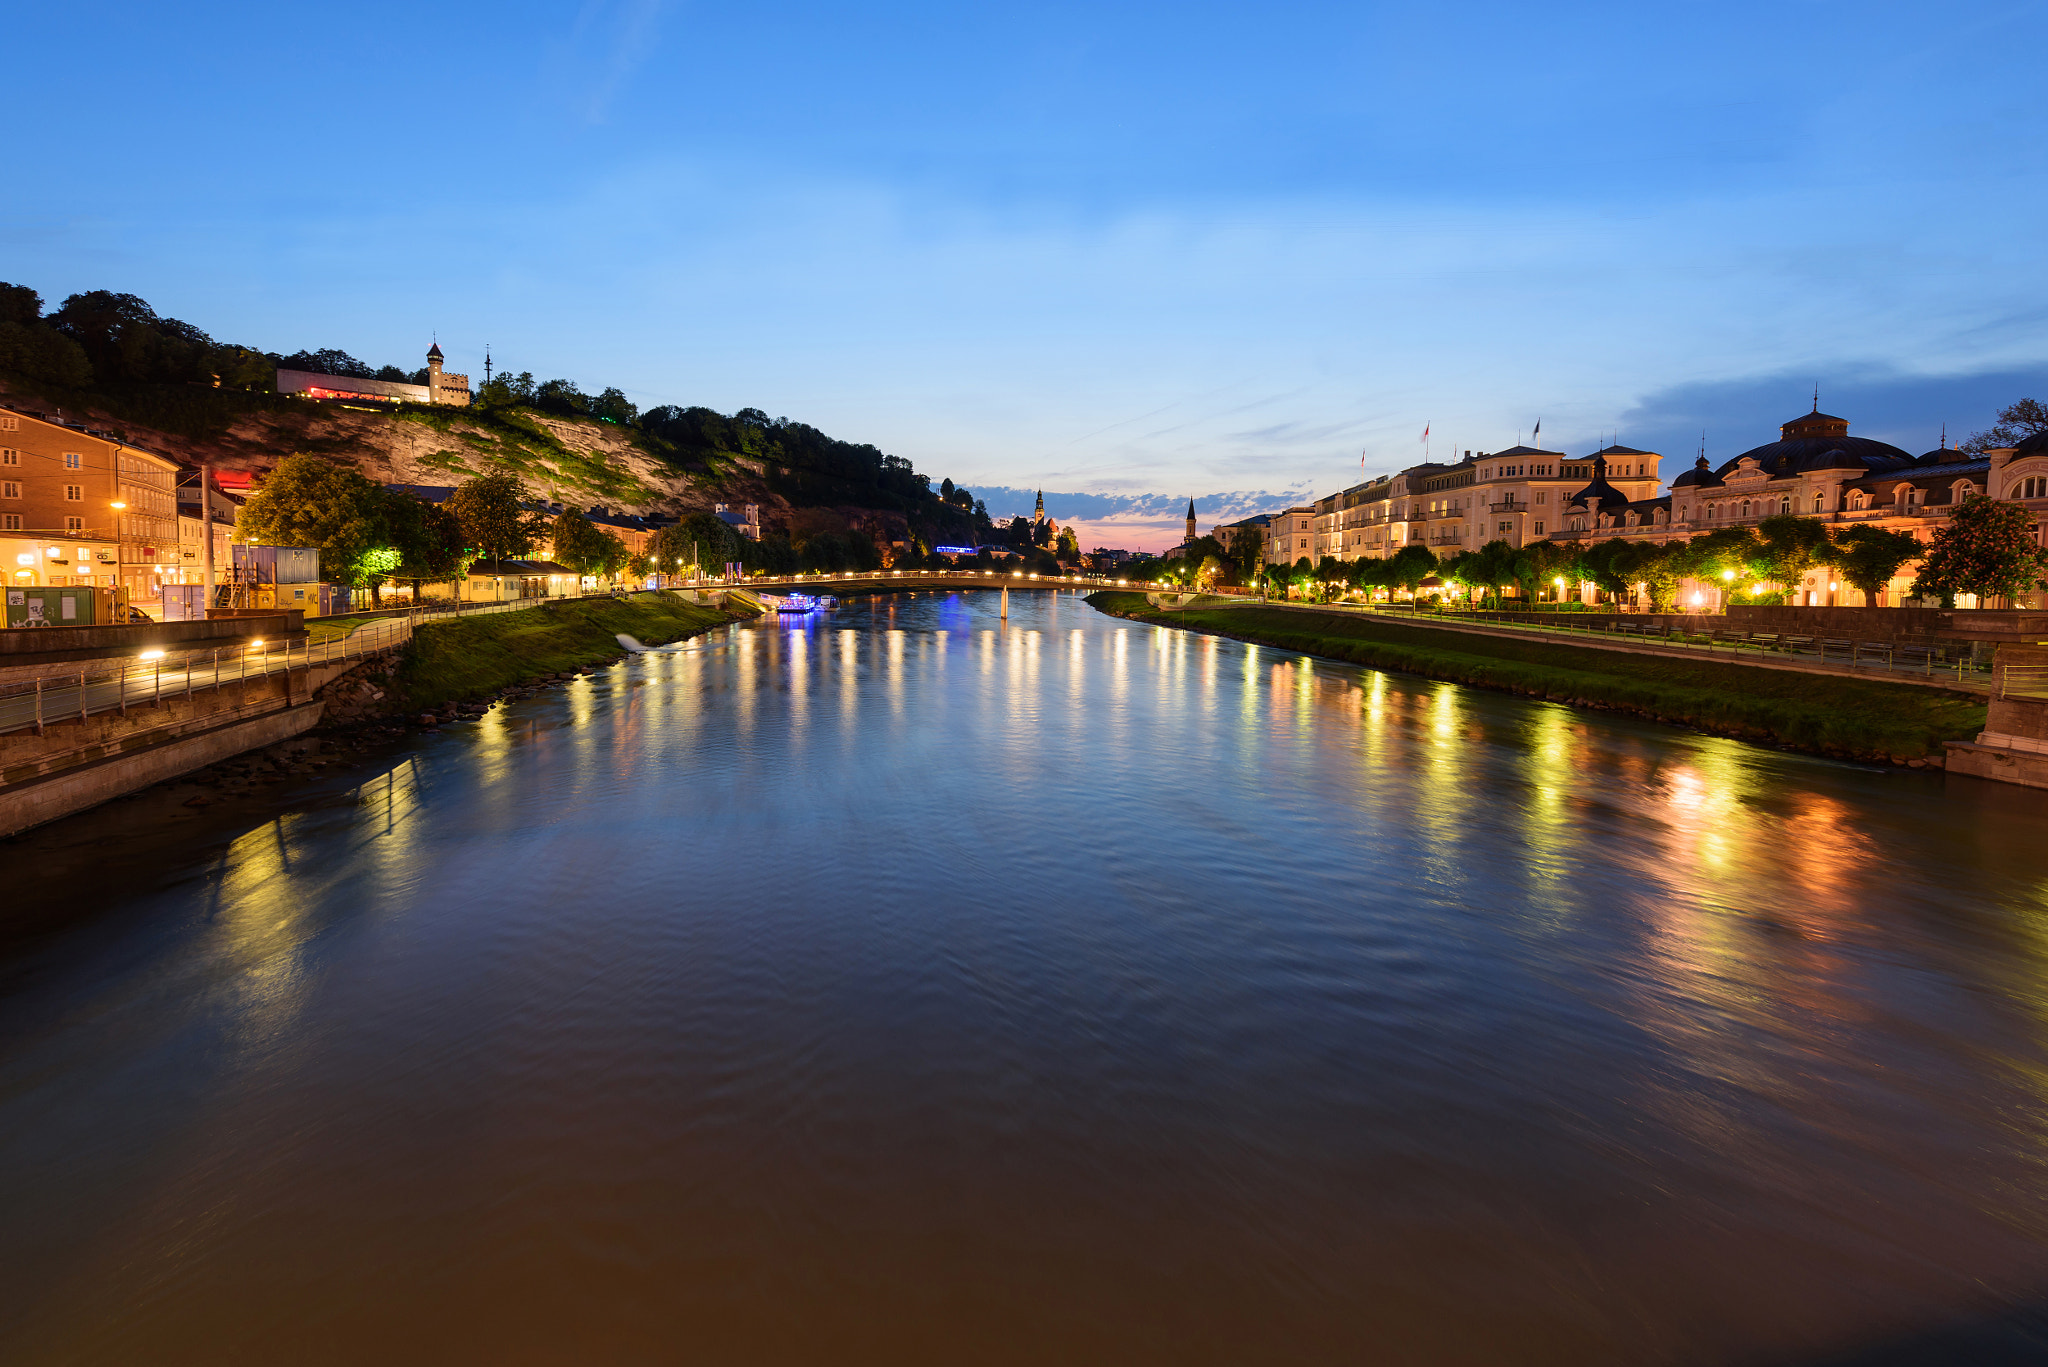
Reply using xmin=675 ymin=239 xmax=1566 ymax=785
xmin=1151 ymin=500 xmax=2048 ymax=610
xmin=1086 ymin=592 xmax=1984 ymax=763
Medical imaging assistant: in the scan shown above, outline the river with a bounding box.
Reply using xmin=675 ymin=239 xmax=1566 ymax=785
xmin=3 ymin=589 xmax=2047 ymax=1365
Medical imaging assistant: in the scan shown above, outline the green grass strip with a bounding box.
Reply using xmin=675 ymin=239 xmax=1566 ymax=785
xmin=1086 ymin=592 xmax=1983 ymax=760
xmin=393 ymin=592 xmax=744 ymax=708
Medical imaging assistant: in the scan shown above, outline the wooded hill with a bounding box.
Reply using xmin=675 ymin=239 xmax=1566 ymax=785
xmin=0 ymin=282 xmax=992 ymax=549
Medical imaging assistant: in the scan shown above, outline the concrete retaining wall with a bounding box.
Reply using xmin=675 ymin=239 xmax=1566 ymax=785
xmin=0 ymin=655 xmax=372 ymax=837
xmin=0 ymin=701 xmax=326 ymax=837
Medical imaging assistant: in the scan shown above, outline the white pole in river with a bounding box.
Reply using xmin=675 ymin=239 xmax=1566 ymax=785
xmin=1001 ymin=585 xmax=1009 ymax=620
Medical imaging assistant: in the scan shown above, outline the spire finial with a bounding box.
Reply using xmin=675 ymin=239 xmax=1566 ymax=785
xmin=1812 ymin=384 xmax=1819 ymax=413
xmin=1940 ymin=423 xmax=1947 ymax=449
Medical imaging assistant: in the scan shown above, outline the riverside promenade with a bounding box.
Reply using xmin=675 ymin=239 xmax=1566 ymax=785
xmin=1151 ymin=598 xmax=2018 ymax=697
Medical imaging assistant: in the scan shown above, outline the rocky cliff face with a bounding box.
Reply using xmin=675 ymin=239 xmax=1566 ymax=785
xmin=0 ymin=381 xmax=777 ymax=521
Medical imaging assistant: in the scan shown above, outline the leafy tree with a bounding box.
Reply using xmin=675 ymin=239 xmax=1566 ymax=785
xmin=1754 ymin=514 xmax=1835 ymax=596
xmin=590 ymin=387 xmax=638 ymax=425
xmin=1513 ymin=540 xmax=1581 ymax=605
xmin=550 ymin=509 xmax=617 ymax=577
xmin=649 ymin=512 xmax=742 ymax=578
xmin=1227 ymin=524 xmax=1265 ymax=583
xmin=279 ymin=347 xmax=376 ymax=378
xmin=1387 ymin=544 xmax=1439 ymax=594
xmin=238 ymin=453 xmax=393 ymax=591
xmin=1961 ymin=399 xmax=2048 ymax=453
xmin=1056 ymin=526 xmax=1080 ymax=561
xmin=0 ymin=282 xmax=92 ymax=386
xmin=50 ymin=290 xmax=217 ymax=385
xmin=385 ymin=492 xmax=468 ymax=598
xmin=447 ymin=471 xmax=543 ymax=566
xmin=1833 ymin=525 xmax=1923 ymax=603
xmin=1912 ymin=493 xmax=2048 ymax=606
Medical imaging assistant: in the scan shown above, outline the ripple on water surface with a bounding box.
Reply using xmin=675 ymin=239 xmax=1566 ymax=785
xmin=2 ymin=589 xmax=2047 ymax=1365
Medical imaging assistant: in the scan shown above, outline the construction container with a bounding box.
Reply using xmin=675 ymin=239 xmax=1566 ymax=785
xmin=161 ymin=584 xmax=209 ymax=621
xmin=231 ymin=545 xmax=322 ymax=585
xmin=251 ymin=582 xmax=353 ymax=616
xmin=4 ymin=584 xmax=117 ymax=628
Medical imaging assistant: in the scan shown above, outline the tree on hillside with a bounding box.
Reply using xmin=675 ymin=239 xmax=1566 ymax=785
xmin=50 ymin=290 xmax=218 ymax=385
xmin=1911 ymin=494 xmax=2048 ymax=606
xmin=590 ymin=387 xmax=637 ymax=425
xmin=385 ymin=493 xmax=468 ymax=599
xmin=447 ymin=471 xmax=543 ymax=566
xmin=0 ymin=282 xmax=91 ymax=387
xmin=238 ymin=453 xmax=394 ymax=592
xmin=1961 ymin=399 xmax=2048 ymax=453
xmin=1833 ymin=525 xmax=1924 ymax=604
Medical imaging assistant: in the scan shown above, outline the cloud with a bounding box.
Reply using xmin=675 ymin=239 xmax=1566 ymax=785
xmin=1619 ymin=362 xmax=2048 ymax=461
xmin=960 ymin=483 xmax=1315 ymax=554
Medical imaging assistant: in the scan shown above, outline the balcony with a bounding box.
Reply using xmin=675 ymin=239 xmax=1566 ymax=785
xmin=1487 ymin=500 xmax=1527 ymax=514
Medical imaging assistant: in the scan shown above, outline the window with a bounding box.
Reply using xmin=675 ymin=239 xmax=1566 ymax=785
xmin=1533 ymin=520 xmax=1545 ymax=534
xmin=1780 ymin=497 xmax=1791 ymax=515
xmin=64 ymin=517 xmax=81 ymax=532
xmin=0 ymin=448 xmax=14 ymax=465
xmin=2018 ymin=476 xmax=2048 ymax=499
xmin=0 ymin=514 xmax=17 ymax=530
xmin=64 ymin=484 xmax=82 ymax=501
xmin=63 ymin=452 xmax=81 ymax=470
xmin=0 ymin=415 xmax=16 ymax=431
xmin=1813 ymin=493 xmax=1823 ymax=513
xmin=1741 ymin=500 xmax=1752 ymax=518
xmin=1 ymin=481 xmax=16 ymax=499
xmin=1535 ymin=491 xmax=1546 ymax=505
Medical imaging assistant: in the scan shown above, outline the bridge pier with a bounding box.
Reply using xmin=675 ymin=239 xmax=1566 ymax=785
xmin=1001 ymin=587 xmax=1008 ymax=620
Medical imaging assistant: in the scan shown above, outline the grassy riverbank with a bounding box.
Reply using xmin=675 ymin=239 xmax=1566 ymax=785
xmin=393 ymin=593 xmax=747 ymax=709
xmin=1087 ymin=592 xmax=1984 ymax=762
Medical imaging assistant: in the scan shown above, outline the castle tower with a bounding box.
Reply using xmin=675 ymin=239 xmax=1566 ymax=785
xmin=1185 ymin=497 xmax=1197 ymax=544
xmin=1034 ymin=490 xmax=1045 ymax=523
xmin=425 ymin=340 xmax=472 ymax=408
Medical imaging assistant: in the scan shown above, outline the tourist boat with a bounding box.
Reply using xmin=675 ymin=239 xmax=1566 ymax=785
xmin=777 ymin=593 xmax=819 ymax=613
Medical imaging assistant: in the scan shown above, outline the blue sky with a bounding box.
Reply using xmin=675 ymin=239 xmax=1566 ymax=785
xmin=8 ymin=0 xmax=2046 ymax=550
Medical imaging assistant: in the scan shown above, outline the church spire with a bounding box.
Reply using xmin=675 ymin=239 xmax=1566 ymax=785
xmin=1185 ymin=496 xmax=1197 ymax=544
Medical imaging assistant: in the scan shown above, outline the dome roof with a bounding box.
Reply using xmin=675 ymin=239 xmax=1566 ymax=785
xmin=1807 ymin=447 xmax=1867 ymax=470
xmin=1669 ymin=456 xmax=1722 ymax=489
xmin=1719 ymin=434 xmax=1913 ymax=479
xmin=2015 ymin=429 xmax=2048 ymax=456
xmin=1566 ymin=455 xmax=1631 ymax=511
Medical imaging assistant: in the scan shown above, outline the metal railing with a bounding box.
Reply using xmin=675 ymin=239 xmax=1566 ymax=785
xmin=0 ymin=589 xmax=661 ymax=738
xmin=1999 ymin=664 xmax=2048 ymax=700
xmin=1367 ymin=607 xmax=1997 ymax=688
xmin=0 ymin=614 xmax=415 ymax=737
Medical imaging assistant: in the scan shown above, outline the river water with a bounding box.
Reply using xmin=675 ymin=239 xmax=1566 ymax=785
xmin=4 ymin=590 xmax=2048 ymax=1365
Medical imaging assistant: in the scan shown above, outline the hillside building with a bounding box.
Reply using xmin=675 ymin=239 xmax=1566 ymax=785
xmin=278 ymin=342 xmax=471 ymax=407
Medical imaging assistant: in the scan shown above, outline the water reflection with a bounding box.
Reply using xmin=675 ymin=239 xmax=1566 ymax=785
xmin=2 ymin=588 xmax=2048 ymax=1366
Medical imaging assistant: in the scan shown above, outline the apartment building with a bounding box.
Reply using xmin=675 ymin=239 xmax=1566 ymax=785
xmin=0 ymin=407 xmax=182 ymax=600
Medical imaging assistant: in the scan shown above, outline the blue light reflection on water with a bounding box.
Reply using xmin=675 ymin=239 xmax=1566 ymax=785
xmin=2 ymin=588 xmax=2047 ymax=1366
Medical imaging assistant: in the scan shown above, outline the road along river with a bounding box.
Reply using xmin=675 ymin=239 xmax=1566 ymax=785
xmin=2 ymin=589 xmax=2047 ymax=1365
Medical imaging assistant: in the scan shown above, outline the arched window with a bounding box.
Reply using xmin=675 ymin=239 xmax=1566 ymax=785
xmin=1780 ymin=496 xmax=1791 ymax=515
xmin=1741 ymin=500 xmax=1752 ymax=518
xmin=2019 ymin=476 xmax=2048 ymax=499
xmin=1849 ymin=491 xmax=1866 ymax=510
xmin=1812 ymin=492 xmax=1824 ymax=513
xmin=1954 ymin=482 xmax=1976 ymax=502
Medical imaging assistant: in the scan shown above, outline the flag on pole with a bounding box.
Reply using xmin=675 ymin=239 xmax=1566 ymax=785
xmin=1420 ymin=423 xmax=1430 ymax=444
xmin=1532 ymin=418 xmax=1541 ymax=443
